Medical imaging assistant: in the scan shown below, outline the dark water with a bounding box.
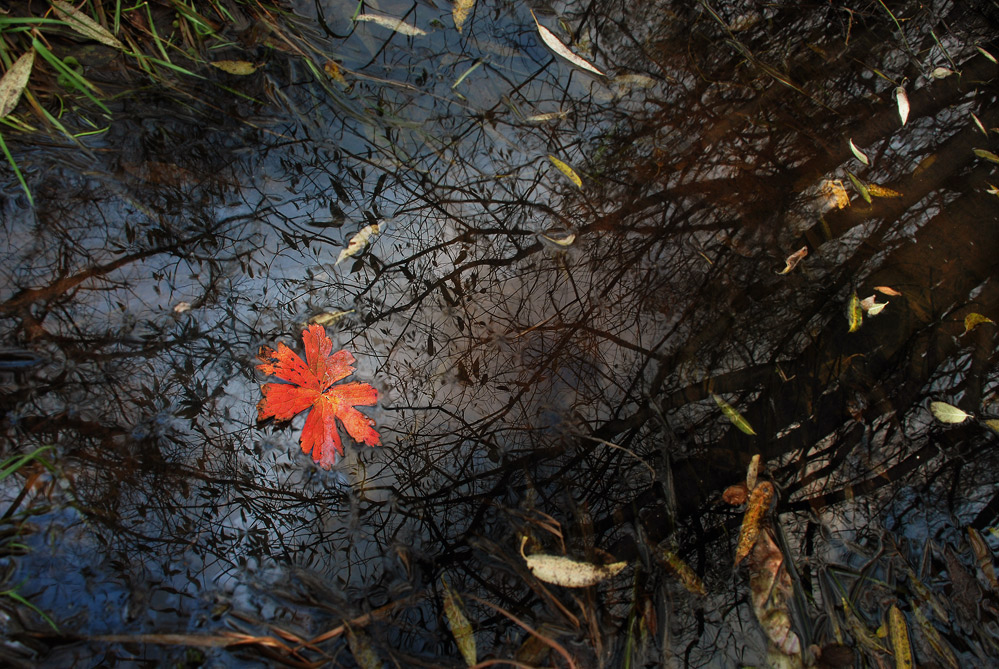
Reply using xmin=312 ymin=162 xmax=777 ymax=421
xmin=1 ymin=1 xmax=999 ymax=666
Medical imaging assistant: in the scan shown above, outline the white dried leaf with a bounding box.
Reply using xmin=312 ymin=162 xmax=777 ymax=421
xmin=931 ymin=66 xmax=954 ymax=79
xmin=849 ymin=138 xmax=870 ymax=165
xmin=336 ymin=223 xmax=381 ymax=265
xmin=0 ymin=49 xmax=34 ymax=119
xmin=356 ymin=13 xmax=427 ymax=36
xmin=521 ymin=537 xmax=625 ymax=587
xmin=895 ymin=86 xmax=909 ymax=125
xmin=540 ymin=232 xmax=576 ymax=246
xmin=530 ymin=10 xmax=604 ymax=76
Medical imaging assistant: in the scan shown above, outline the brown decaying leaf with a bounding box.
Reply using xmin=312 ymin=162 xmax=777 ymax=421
xmin=734 ymin=481 xmax=774 ymax=567
xmin=747 ymin=529 xmax=800 ymax=656
xmin=0 ymin=50 xmax=35 ymax=119
xmin=875 ymin=286 xmax=902 ymax=296
xmin=723 ymin=483 xmax=749 ymax=506
xmin=453 ymin=0 xmax=475 ymax=33
xmin=968 ymin=527 xmax=999 ymax=593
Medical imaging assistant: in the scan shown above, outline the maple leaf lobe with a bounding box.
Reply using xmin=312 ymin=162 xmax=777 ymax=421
xmin=256 ymin=325 xmax=380 ymax=468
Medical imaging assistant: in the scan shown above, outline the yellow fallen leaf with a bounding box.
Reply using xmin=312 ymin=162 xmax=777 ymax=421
xmin=520 ymin=536 xmax=626 ymax=587
xmin=868 ymin=183 xmax=902 ymax=198
xmin=985 ymin=419 xmax=999 ymax=435
xmin=847 ymin=292 xmax=863 ymax=332
xmin=734 ymin=481 xmax=774 ymax=566
xmin=974 ymin=148 xmax=999 ymax=163
xmin=888 ymin=605 xmax=913 ymax=669
xmin=210 ymin=60 xmax=260 ymax=75
xmin=548 ymin=155 xmax=582 ymax=188
xmin=441 ymin=576 xmax=476 ymax=666
xmin=0 ymin=49 xmax=35 ymax=119
xmin=712 ymin=394 xmax=756 ymax=435
xmin=819 ymin=179 xmax=850 ymax=210
xmin=324 ymin=60 xmax=348 ymax=85
xmin=655 ymin=545 xmax=706 ymax=595
xmin=356 ymin=13 xmax=426 ymax=36
xmin=530 ymin=10 xmax=604 ymax=76
xmin=964 ymin=312 xmax=995 ymax=334
xmin=336 ymin=223 xmax=381 ymax=265
xmin=453 ymin=0 xmax=475 ymax=33
xmin=930 ymin=401 xmax=970 ymax=424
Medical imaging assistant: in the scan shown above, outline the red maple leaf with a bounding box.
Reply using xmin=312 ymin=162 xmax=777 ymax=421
xmin=256 ymin=324 xmax=380 ymax=468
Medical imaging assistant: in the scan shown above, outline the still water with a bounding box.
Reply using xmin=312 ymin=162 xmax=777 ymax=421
xmin=1 ymin=0 xmax=998 ymax=666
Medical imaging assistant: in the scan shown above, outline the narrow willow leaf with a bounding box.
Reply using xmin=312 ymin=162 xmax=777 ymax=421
xmin=847 ymin=292 xmax=863 ymax=332
xmin=972 ymin=113 xmax=988 ymax=136
xmin=875 ymin=286 xmax=902 ymax=296
xmin=441 ymin=576 xmax=476 ymax=667
xmin=978 ymin=46 xmax=998 ymax=64
xmin=777 ymin=246 xmax=807 ymax=274
xmin=453 ymin=0 xmax=474 ymax=33
xmin=930 ymin=401 xmax=970 ymax=424
xmin=968 ymin=527 xmax=999 ymax=593
xmin=868 ymin=183 xmax=902 ymax=198
xmin=210 ymin=60 xmax=260 ymax=75
xmin=931 ymin=66 xmax=954 ymax=78
xmin=50 ymin=0 xmax=126 ymax=51
xmin=985 ymin=419 xmax=999 ymax=435
xmin=655 ymin=545 xmax=706 ymax=595
xmin=548 ymin=155 xmax=582 ymax=188
xmin=849 ymin=138 xmax=870 ymax=165
xmin=888 ymin=605 xmax=914 ymax=669
xmin=540 ymin=231 xmax=576 ymax=246
xmin=525 ymin=110 xmax=567 ymax=123
xmin=895 ymin=86 xmax=909 ymax=125
xmin=973 ymin=148 xmax=999 ymax=164
xmin=745 ymin=453 xmax=760 ymax=491
xmin=0 ymin=50 xmax=34 ymax=119
xmin=336 ymin=223 xmax=381 ymax=265
xmin=846 ymin=171 xmax=871 ymax=203
xmin=356 ymin=13 xmax=426 ymax=36
xmin=964 ymin=312 xmax=995 ymax=334
xmin=530 ymin=10 xmax=604 ymax=76
xmin=712 ymin=394 xmax=756 ymax=435
xmin=520 ymin=537 xmax=626 ymax=587
xmin=734 ymin=481 xmax=773 ymax=566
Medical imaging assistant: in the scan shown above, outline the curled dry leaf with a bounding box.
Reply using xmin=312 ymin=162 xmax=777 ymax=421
xmin=849 ymin=138 xmax=870 ymax=165
xmin=847 ymin=292 xmax=863 ymax=332
xmin=520 ymin=536 xmax=626 ymax=587
xmin=722 ymin=483 xmax=749 ymax=506
xmin=441 ymin=576 xmax=476 ymax=667
xmin=895 ymin=86 xmax=909 ymax=125
xmin=50 ymin=0 xmax=126 ymax=51
xmin=734 ymin=481 xmax=774 ymax=567
xmin=548 ymin=155 xmax=582 ymax=188
xmin=875 ymin=285 xmax=902 ymax=296
xmin=337 ymin=223 xmax=381 ymax=265
xmin=0 ymin=49 xmax=35 ymax=119
xmin=887 ymin=605 xmax=914 ymax=669
xmin=777 ymin=246 xmax=807 ymax=275
xmin=859 ymin=295 xmax=888 ymax=316
xmin=540 ymin=231 xmax=576 ymax=246
xmin=929 ymin=401 xmax=970 ymax=424
xmin=712 ymin=394 xmax=757 ymax=435
xmin=356 ymin=13 xmax=427 ymax=36
xmin=964 ymin=312 xmax=995 ymax=334
xmin=530 ymin=10 xmax=604 ymax=76
xmin=453 ymin=0 xmax=474 ymax=33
